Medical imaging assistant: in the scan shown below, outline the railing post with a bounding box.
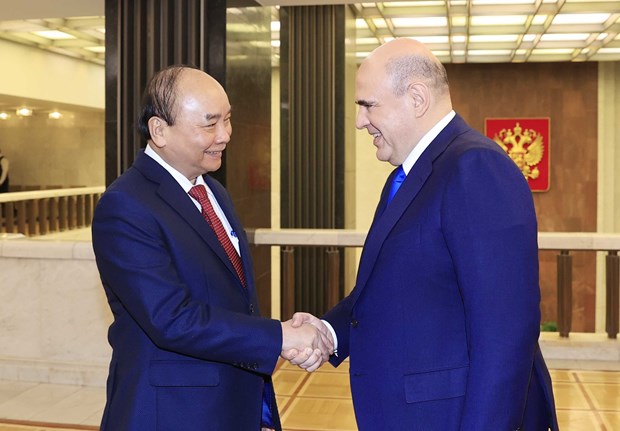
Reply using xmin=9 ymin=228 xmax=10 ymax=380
xmin=27 ymin=200 xmax=37 ymax=236
xmin=606 ymin=251 xmax=619 ymax=339
xmin=76 ymin=195 xmax=85 ymax=227
xmin=85 ymin=194 xmax=94 ymax=226
xmin=59 ymin=197 xmax=68 ymax=231
xmin=38 ymin=199 xmax=49 ymax=235
xmin=16 ymin=201 xmax=26 ymax=234
xmin=325 ymin=247 xmax=340 ymax=311
xmin=557 ymin=250 xmax=573 ymax=337
xmin=68 ymin=196 xmax=77 ymax=229
xmin=281 ymin=246 xmax=296 ymax=320
xmin=5 ymin=202 xmax=15 ymax=233
xmin=49 ymin=198 xmax=59 ymax=233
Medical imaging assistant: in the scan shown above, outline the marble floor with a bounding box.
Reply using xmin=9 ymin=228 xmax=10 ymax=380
xmin=0 ymin=359 xmax=619 ymax=431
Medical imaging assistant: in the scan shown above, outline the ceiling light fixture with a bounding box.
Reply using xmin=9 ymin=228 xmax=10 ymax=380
xmin=0 ymin=112 xmax=9 ymax=120
xmin=16 ymin=107 xmax=32 ymax=117
xmin=49 ymin=111 xmax=63 ymax=120
xmin=33 ymin=30 xmax=76 ymax=40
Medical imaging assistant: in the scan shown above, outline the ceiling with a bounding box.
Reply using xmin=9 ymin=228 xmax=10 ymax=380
xmin=0 ymin=0 xmax=618 ymax=67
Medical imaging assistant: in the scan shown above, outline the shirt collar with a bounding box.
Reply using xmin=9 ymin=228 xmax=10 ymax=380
xmin=401 ymin=110 xmax=455 ymax=175
xmin=144 ymin=144 xmax=207 ymax=192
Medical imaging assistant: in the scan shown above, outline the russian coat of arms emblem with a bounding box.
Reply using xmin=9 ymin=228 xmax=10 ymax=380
xmin=485 ymin=118 xmax=550 ymax=192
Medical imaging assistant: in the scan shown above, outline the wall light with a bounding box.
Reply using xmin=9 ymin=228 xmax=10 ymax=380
xmin=16 ymin=107 xmax=32 ymax=117
xmin=0 ymin=112 xmax=9 ymax=120
xmin=49 ymin=111 xmax=63 ymax=120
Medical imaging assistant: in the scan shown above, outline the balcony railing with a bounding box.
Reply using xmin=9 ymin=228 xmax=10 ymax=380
xmin=0 ymin=187 xmax=105 ymax=236
xmin=0 ymin=190 xmax=617 ymax=341
xmin=247 ymin=229 xmax=620 ymax=340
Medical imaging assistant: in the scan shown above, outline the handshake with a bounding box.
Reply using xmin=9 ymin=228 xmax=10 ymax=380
xmin=280 ymin=312 xmax=335 ymax=372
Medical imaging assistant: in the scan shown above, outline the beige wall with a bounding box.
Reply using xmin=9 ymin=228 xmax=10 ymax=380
xmin=0 ymin=39 xmax=104 ymax=109
xmin=0 ymin=109 xmax=104 ymax=188
xmin=0 ymin=40 xmax=105 ymax=189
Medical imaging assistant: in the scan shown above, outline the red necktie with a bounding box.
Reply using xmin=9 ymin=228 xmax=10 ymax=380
xmin=188 ymin=185 xmax=247 ymax=288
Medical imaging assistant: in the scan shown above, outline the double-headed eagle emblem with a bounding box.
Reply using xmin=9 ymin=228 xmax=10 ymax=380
xmin=492 ymin=122 xmax=544 ymax=180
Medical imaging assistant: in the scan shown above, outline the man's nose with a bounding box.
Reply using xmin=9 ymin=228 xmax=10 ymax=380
xmin=355 ymin=108 xmax=368 ymax=130
xmin=216 ymin=123 xmax=231 ymax=144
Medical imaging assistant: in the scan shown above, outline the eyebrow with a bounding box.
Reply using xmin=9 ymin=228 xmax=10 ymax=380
xmin=204 ymin=108 xmax=232 ymax=122
xmin=355 ymin=99 xmax=376 ymax=108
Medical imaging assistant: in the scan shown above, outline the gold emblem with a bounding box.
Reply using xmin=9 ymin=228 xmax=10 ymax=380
xmin=492 ymin=122 xmax=544 ymax=180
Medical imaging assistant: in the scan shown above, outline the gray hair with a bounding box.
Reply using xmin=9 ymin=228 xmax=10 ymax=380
xmin=385 ymin=54 xmax=449 ymax=96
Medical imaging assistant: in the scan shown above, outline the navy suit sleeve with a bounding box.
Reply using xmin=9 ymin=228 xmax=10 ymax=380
xmin=441 ymin=145 xmax=541 ymax=429
xmin=92 ymin=189 xmax=282 ymax=376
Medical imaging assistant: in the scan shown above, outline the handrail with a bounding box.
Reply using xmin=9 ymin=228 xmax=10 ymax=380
xmin=247 ymin=228 xmax=620 ymax=250
xmin=0 ymin=186 xmax=105 ymax=203
xmin=0 ymin=187 xmax=105 ymax=236
xmin=246 ymin=228 xmax=620 ymax=339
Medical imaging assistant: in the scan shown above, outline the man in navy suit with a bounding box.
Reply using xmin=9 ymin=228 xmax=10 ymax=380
xmin=92 ymin=65 xmax=332 ymax=430
xmin=290 ymin=39 xmax=558 ymax=430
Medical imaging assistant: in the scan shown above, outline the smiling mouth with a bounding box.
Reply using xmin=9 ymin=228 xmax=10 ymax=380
xmin=205 ymin=150 xmax=223 ymax=156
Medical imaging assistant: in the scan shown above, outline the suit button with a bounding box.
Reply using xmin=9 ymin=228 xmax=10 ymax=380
xmin=351 ymin=319 xmax=358 ymax=328
xmin=249 ymin=304 xmax=255 ymax=314
xmin=251 ymin=363 xmax=258 ymax=370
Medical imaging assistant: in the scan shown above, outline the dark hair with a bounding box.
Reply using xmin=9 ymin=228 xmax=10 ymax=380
xmin=137 ymin=65 xmax=195 ymax=141
xmin=386 ymin=54 xmax=449 ymax=97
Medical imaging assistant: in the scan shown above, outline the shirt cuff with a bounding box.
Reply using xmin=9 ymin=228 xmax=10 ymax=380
xmin=321 ymin=319 xmax=338 ymax=356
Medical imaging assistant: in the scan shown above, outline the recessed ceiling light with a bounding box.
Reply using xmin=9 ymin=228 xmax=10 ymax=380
xmin=530 ymin=48 xmax=574 ymax=55
xmin=469 ymin=35 xmax=519 ymax=42
xmin=552 ymin=13 xmax=610 ymax=25
xmin=33 ymin=30 xmax=76 ymax=40
xmin=48 ymin=111 xmax=62 ymax=120
xmin=410 ymin=36 xmax=450 ymax=44
xmin=468 ymin=49 xmax=513 ymax=56
xmin=356 ymin=38 xmax=380 ymax=45
xmin=473 ymin=0 xmax=535 ymax=4
xmin=85 ymin=46 xmax=105 ymax=53
xmin=451 ymin=16 xmax=468 ymax=26
xmin=540 ymin=33 xmax=590 ymax=41
xmin=471 ymin=15 xmax=528 ymax=26
xmin=392 ymin=17 xmax=448 ymax=27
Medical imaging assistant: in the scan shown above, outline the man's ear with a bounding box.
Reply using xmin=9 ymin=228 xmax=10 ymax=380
xmin=148 ymin=116 xmax=167 ymax=148
xmin=408 ymin=82 xmax=430 ymax=118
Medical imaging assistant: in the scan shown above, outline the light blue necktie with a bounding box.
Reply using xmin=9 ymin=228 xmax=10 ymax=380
xmin=387 ymin=165 xmax=406 ymax=204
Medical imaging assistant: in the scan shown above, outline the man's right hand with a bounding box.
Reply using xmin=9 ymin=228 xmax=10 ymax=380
xmin=281 ymin=318 xmax=334 ymax=372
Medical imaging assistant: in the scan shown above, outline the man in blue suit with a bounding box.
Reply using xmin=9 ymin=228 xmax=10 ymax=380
xmin=92 ymin=65 xmax=332 ymax=430
xmin=290 ymin=39 xmax=558 ymax=430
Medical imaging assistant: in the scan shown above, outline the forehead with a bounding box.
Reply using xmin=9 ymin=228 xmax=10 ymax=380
xmin=355 ymin=60 xmax=391 ymax=99
xmin=177 ymin=71 xmax=230 ymax=113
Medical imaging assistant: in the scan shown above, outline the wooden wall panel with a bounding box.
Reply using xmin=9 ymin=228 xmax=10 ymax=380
xmin=280 ymin=6 xmax=346 ymax=317
xmin=445 ymin=62 xmax=598 ymax=331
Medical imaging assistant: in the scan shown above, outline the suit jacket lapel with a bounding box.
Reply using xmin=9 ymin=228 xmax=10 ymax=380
xmin=133 ymin=152 xmax=247 ymax=293
xmin=352 ymin=114 xmax=470 ymax=300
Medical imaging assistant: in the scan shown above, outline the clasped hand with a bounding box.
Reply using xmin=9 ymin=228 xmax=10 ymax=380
xmin=280 ymin=312 xmax=334 ymax=372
